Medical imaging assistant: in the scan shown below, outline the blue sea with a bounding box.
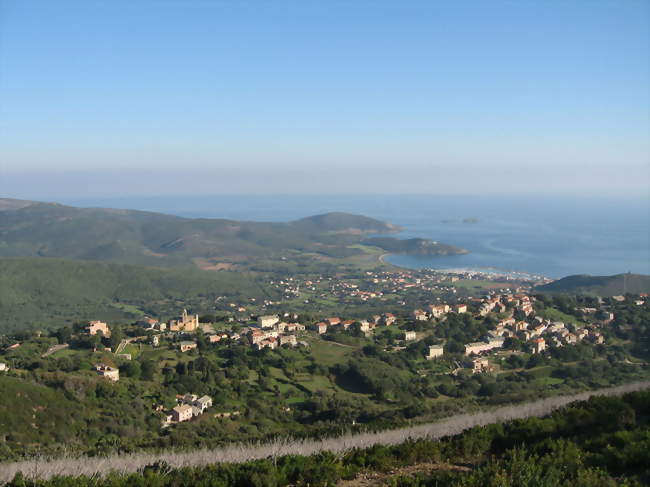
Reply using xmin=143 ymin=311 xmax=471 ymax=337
xmin=59 ymin=194 xmax=650 ymax=279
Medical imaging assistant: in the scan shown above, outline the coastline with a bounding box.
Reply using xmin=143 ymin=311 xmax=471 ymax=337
xmin=380 ymin=252 xmax=552 ymax=282
xmin=47 ymin=194 xmax=650 ymax=278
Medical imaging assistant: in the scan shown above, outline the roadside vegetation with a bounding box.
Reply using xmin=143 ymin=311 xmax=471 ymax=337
xmin=3 ymin=387 xmax=649 ymax=485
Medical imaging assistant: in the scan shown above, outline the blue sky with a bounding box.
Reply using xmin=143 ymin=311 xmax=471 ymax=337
xmin=0 ymin=0 xmax=648 ymax=197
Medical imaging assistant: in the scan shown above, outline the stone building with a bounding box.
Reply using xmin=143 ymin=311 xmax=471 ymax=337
xmin=87 ymin=320 xmax=111 ymax=337
xmin=169 ymin=309 xmax=199 ymax=332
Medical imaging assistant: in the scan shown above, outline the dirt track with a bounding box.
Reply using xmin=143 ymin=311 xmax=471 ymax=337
xmin=1 ymin=381 xmax=648 ymax=483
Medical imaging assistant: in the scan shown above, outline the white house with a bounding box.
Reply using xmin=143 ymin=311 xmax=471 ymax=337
xmin=404 ymin=331 xmax=417 ymax=341
xmin=427 ymin=345 xmax=444 ymax=360
xmin=172 ymin=404 xmax=193 ymax=422
xmin=195 ymin=395 xmax=213 ymax=413
xmin=258 ymin=315 xmax=280 ymax=328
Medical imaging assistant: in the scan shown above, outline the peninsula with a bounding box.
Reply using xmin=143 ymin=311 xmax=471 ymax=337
xmin=0 ymin=198 xmax=465 ymax=270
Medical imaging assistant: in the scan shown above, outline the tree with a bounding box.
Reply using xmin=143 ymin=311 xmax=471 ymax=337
xmin=120 ymin=360 xmax=141 ymax=379
xmin=506 ymin=354 xmax=526 ymax=369
xmin=109 ymin=325 xmax=124 ymax=352
xmin=195 ymin=328 xmax=207 ymax=351
xmin=444 ymin=340 xmax=465 ymax=354
xmin=526 ymin=354 xmax=544 ymax=369
xmin=503 ymin=337 xmax=523 ymax=351
xmin=55 ymin=326 xmax=72 ymax=344
xmin=140 ymin=360 xmax=156 ymax=381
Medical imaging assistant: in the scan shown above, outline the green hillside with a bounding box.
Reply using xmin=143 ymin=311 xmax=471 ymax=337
xmin=535 ymin=273 xmax=650 ymax=296
xmin=0 ymin=375 xmax=88 ymax=457
xmin=0 ymin=200 xmax=413 ymax=269
xmin=0 ymin=258 xmax=276 ymax=332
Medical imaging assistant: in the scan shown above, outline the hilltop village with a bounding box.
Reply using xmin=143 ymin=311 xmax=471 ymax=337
xmin=0 ymin=265 xmax=648 ymax=460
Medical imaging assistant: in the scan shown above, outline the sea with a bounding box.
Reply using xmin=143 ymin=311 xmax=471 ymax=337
xmin=59 ymin=194 xmax=650 ymax=279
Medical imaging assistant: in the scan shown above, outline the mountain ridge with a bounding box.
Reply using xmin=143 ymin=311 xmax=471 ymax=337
xmin=0 ymin=198 xmax=455 ymax=269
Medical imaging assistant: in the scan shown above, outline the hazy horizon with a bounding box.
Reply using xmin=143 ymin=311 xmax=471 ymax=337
xmin=3 ymin=165 xmax=650 ymax=200
xmin=1 ymin=0 xmax=648 ymax=198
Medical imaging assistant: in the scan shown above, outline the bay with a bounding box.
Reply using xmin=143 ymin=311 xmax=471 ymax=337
xmin=60 ymin=194 xmax=650 ymax=279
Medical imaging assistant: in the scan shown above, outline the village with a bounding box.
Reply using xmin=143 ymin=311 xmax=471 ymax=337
xmin=2 ymin=286 xmax=629 ymax=389
xmin=261 ymin=268 xmax=552 ymax=309
xmin=0 ymin=280 xmax=646 ymax=457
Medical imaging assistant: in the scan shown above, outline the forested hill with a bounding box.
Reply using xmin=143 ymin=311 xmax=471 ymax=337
xmin=0 ymin=199 xmax=408 ymax=269
xmin=0 ymin=257 xmax=276 ymax=333
xmin=535 ymin=273 xmax=650 ymax=297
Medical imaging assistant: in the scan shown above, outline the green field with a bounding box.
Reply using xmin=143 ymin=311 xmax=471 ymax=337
xmin=537 ymin=307 xmax=587 ymax=325
xmin=306 ymin=337 xmax=355 ymax=366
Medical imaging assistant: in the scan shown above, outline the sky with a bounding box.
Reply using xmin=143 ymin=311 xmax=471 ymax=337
xmin=0 ymin=0 xmax=648 ymax=198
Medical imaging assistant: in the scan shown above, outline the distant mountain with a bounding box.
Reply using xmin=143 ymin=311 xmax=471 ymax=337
xmin=534 ymin=273 xmax=650 ymax=297
xmin=0 ymin=197 xmax=39 ymax=211
xmin=0 ymin=257 xmax=276 ymax=332
xmin=362 ymin=237 xmax=468 ymax=256
xmin=291 ymin=212 xmax=402 ymax=234
xmin=0 ymin=199 xmax=411 ymax=269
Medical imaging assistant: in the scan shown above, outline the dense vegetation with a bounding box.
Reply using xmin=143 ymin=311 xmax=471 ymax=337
xmin=0 ymin=258 xmax=278 ymax=333
xmin=0 ymin=256 xmax=487 ymax=333
xmin=5 ymin=390 xmax=649 ymax=486
xmin=1 ymin=295 xmax=648 ymax=462
xmin=535 ymin=273 xmax=650 ymax=297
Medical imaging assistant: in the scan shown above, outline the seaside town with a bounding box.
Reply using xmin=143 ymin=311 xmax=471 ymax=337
xmin=261 ymin=268 xmax=552 ymax=309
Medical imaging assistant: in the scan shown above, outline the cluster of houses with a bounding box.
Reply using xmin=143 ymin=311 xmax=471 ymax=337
xmin=245 ymin=315 xmax=307 ymax=350
xmin=312 ymin=313 xmax=397 ymax=335
xmin=136 ymin=309 xmax=198 ymax=332
xmin=262 ymin=269 xmax=535 ymax=310
xmin=363 ymin=271 xmax=463 ymax=295
xmin=476 ymin=293 xmax=534 ymax=317
xmin=487 ymin=313 xmax=605 ymax=350
xmin=165 ymin=393 xmax=213 ymax=424
xmin=80 ymin=287 xmax=612 ymax=379
xmin=418 ymin=292 xmax=610 ymax=373
xmin=133 ymin=311 xmax=244 ymax=352
xmin=411 ymin=293 xmax=534 ymax=323
xmin=413 ymin=303 xmax=467 ymax=321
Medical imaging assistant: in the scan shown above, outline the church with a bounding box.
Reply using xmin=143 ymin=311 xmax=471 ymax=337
xmin=169 ymin=309 xmax=199 ymax=332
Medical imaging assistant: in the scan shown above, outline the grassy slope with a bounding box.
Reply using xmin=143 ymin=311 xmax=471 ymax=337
xmin=0 ymin=257 xmax=275 ymax=333
xmin=0 ymin=375 xmax=87 ymax=448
